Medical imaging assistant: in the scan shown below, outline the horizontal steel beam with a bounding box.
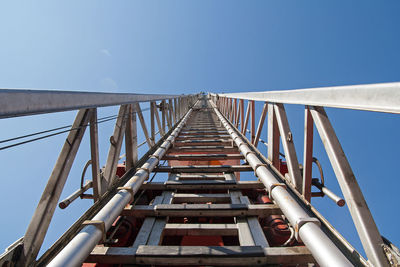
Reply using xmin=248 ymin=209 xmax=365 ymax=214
xmin=0 ymin=89 xmax=184 ymax=118
xmin=214 ymin=82 xmax=400 ymax=114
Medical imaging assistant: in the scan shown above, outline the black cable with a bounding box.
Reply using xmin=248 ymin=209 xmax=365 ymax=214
xmin=0 ymin=106 xmax=152 ymax=151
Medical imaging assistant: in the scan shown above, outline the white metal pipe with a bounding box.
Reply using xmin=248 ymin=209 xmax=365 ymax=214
xmin=48 ymin=99 xmax=197 ymax=267
xmin=210 ymin=100 xmax=352 ymax=267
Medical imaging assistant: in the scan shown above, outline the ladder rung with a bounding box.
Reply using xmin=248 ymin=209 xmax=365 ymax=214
xmin=154 ymin=165 xmax=253 ymax=173
xmin=176 ymin=135 xmax=231 ymax=140
xmin=163 ymin=223 xmax=238 ymax=235
xmin=121 ymin=204 xmax=282 ymax=217
xmin=87 ymin=245 xmax=313 ymax=265
xmin=173 ymin=141 xmax=233 ymax=147
xmin=163 ymin=154 xmax=244 ymax=161
xmin=166 ymin=180 xmax=236 ymax=185
xmin=172 ymin=193 xmax=231 ymax=203
xmin=179 ymin=131 xmax=228 ymax=135
xmin=140 ymin=181 xmax=265 ymax=190
xmin=168 ymin=147 xmax=239 ymax=153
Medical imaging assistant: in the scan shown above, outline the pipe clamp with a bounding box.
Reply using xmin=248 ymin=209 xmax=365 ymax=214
xmin=137 ymin=167 xmax=150 ymax=176
xmin=295 ymin=217 xmax=321 ymax=241
xmin=150 ymin=154 xmax=161 ymax=161
xmin=268 ymin=183 xmax=287 ymax=199
xmin=254 ymin=163 xmax=268 ymax=177
xmin=117 ymin=186 xmax=134 ymax=202
xmin=82 ymin=220 xmax=106 ymax=242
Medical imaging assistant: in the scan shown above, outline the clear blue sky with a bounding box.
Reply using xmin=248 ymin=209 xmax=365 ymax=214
xmin=0 ymin=0 xmax=399 ymax=260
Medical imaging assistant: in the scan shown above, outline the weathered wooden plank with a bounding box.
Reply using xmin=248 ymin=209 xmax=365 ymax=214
xmin=87 ymin=246 xmax=314 ymax=265
xmin=168 ymin=147 xmax=239 ymax=153
xmin=139 ymin=181 xmax=265 ymax=190
xmin=240 ymin=196 xmax=270 ymax=247
xmin=175 ymin=175 xmax=227 ymax=181
xmin=174 ymin=140 xmax=233 ymax=147
xmin=154 ymin=165 xmax=253 ymax=173
xmin=172 ymin=193 xmax=231 ymax=203
xmin=230 ymin=191 xmax=255 ymax=246
xmin=147 ymin=191 xmax=174 ymax=245
xmin=182 ymin=127 xmax=226 ymax=130
xmin=163 ymin=154 xmax=243 ymax=161
xmin=179 ymin=131 xmax=228 ymax=136
xmin=121 ymin=204 xmax=282 ymax=217
xmin=165 ymin=180 xmax=236 ymax=185
xmin=175 ymin=135 xmax=230 ymax=140
xmin=163 ymin=223 xmax=238 ymax=236
xmin=237 ymin=218 xmax=255 ymax=245
xmin=175 ymin=139 xmax=232 ymax=143
xmin=131 ymin=196 xmax=164 ymax=248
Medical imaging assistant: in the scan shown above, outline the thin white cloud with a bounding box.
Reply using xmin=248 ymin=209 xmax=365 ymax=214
xmin=100 ymin=49 xmax=112 ymax=57
xmin=100 ymin=77 xmax=118 ymax=92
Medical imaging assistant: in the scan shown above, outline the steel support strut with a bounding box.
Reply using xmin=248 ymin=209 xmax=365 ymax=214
xmin=210 ymin=99 xmax=352 ymax=267
xmin=310 ymin=106 xmax=389 ymax=267
xmin=47 ymin=99 xmax=198 ymax=267
xmin=22 ymin=109 xmax=92 ymax=266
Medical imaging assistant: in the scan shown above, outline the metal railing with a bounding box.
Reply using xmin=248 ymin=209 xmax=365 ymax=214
xmin=0 ymin=89 xmax=197 ymax=266
xmin=210 ymin=82 xmax=400 ymax=267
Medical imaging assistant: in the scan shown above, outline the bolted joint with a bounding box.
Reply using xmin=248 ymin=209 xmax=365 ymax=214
xmin=286 ymin=131 xmax=293 ymax=142
xmin=109 ymin=136 xmax=116 ymax=145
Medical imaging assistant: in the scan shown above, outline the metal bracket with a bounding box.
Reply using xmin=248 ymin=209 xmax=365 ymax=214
xmin=238 ymin=142 xmax=247 ymax=149
xmin=267 ymin=183 xmax=287 ymax=199
xmin=245 ymin=150 xmax=256 ymax=158
xmin=137 ymin=167 xmax=150 ymax=176
xmin=150 ymin=154 xmax=161 ymax=161
xmin=82 ymin=220 xmax=106 ymax=242
xmin=254 ymin=163 xmax=268 ymax=177
xmin=294 ymin=217 xmax=321 ymax=242
xmin=160 ymin=144 xmax=170 ymax=150
xmin=117 ymin=186 xmax=134 ymax=202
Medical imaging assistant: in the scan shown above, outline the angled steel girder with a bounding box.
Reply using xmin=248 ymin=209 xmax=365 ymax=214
xmin=22 ymin=109 xmax=92 ymax=265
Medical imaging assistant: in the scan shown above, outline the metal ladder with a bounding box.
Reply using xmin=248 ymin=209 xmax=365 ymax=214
xmin=85 ymin=97 xmax=314 ymax=266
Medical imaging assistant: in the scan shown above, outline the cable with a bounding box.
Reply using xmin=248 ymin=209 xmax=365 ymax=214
xmin=0 ymin=106 xmax=152 ymax=151
xmin=0 ymin=114 xmax=118 ymax=144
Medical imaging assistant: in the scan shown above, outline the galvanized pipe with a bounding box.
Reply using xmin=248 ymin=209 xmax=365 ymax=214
xmin=58 ymin=180 xmax=93 ymax=209
xmin=312 ymin=179 xmax=346 ymax=207
xmin=48 ymin=100 xmax=197 ymax=267
xmin=210 ymin=100 xmax=352 ymax=267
